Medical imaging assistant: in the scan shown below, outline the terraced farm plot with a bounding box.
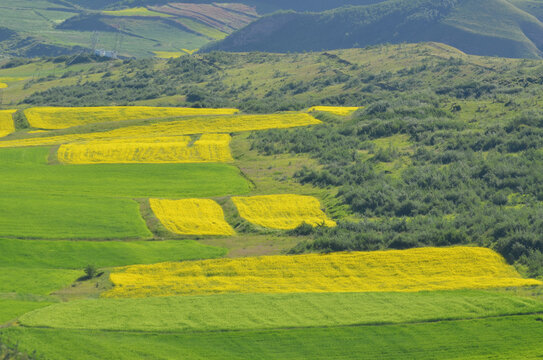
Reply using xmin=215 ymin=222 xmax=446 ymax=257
xmin=57 ymin=134 xmax=233 ymax=164
xmin=0 ymin=113 xmax=321 ymax=148
xmin=0 ymin=147 xmax=250 ymax=239
xmin=149 ymin=3 xmax=258 ymax=34
xmin=232 ymin=194 xmax=336 ymax=229
xmin=150 ymin=198 xmax=235 ymax=236
xmin=0 ymin=109 xmax=16 ymax=138
xmin=308 ymin=106 xmax=361 ymax=116
xmin=19 ymin=290 xmax=543 ymax=332
xmin=104 ymin=247 xmax=540 ymax=298
xmin=0 ymin=267 xmax=82 ymax=295
xmin=5 ymin=315 xmax=543 ymax=360
xmin=0 ymin=300 xmax=52 ymax=324
xmin=24 ymin=106 xmax=239 ymax=130
xmin=102 ymin=7 xmax=172 ymax=17
xmin=0 ymin=238 xmax=226 ymax=269
xmin=0 ymin=82 xmax=7 ymax=89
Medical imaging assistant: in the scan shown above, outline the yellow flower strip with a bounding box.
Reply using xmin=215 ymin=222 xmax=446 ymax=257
xmin=24 ymin=106 xmax=240 ymax=130
xmin=150 ymin=198 xmax=235 ymax=236
xmin=57 ymin=134 xmax=232 ymax=164
xmin=232 ymin=194 xmax=336 ymax=229
xmin=0 ymin=110 xmax=17 ymax=138
xmin=308 ymin=106 xmax=361 ymax=116
xmin=0 ymin=113 xmax=320 ymax=149
xmin=104 ymin=247 xmax=541 ymax=298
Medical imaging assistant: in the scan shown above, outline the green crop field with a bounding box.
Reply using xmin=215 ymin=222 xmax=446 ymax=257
xmin=0 ymin=300 xmax=53 ymax=325
xmin=18 ymin=290 xmax=543 ymax=332
xmin=3 ymin=315 xmax=543 ymax=359
xmin=0 ymin=238 xmax=225 ymax=269
xmin=0 ymin=147 xmax=250 ymax=239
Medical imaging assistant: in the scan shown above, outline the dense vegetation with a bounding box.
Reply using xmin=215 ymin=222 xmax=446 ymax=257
xmin=252 ymin=101 xmax=543 ymax=276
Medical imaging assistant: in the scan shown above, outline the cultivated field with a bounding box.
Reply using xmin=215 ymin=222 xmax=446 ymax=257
xmin=150 ymin=198 xmax=235 ymax=235
xmin=104 ymin=247 xmax=540 ymax=298
xmin=25 ymin=106 xmax=239 ymax=130
xmin=18 ymin=290 xmax=543 ymax=332
xmin=0 ymin=147 xmax=250 ymax=239
xmin=308 ymin=106 xmax=361 ymax=116
xmin=0 ymin=113 xmax=320 ymax=148
xmin=57 ymin=134 xmax=233 ymax=164
xmin=232 ymin=194 xmax=336 ymax=229
xmin=0 ymin=110 xmax=16 ymax=138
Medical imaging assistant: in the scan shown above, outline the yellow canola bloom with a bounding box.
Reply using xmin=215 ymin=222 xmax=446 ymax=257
xmin=0 ymin=113 xmax=320 ymax=149
xmin=232 ymin=194 xmax=336 ymax=229
xmin=308 ymin=106 xmax=361 ymax=116
xmin=154 ymin=51 xmax=185 ymax=59
xmin=0 ymin=110 xmax=17 ymax=138
xmin=24 ymin=106 xmax=240 ymax=130
xmin=0 ymin=83 xmax=7 ymax=89
xmin=57 ymin=134 xmax=233 ymax=164
xmin=150 ymin=198 xmax=235 ymax=236
xmin=104 ymin=247 xmax=542 ymax=298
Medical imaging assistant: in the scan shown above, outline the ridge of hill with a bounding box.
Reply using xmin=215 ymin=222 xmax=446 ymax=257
xmin=205 ymin=0 xmax=543 ymax=59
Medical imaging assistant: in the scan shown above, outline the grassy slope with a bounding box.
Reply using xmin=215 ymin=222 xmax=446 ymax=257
xmin=4 ymin=315 xmax=543 ymax=359
xmin=18 ymin=290 xmax=543 ymax=332
xmin=0 ymin=147 xmax=250 ymax=239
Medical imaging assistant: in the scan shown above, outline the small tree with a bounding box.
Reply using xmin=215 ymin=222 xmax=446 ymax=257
xmin=84 ymin=264 xmax=98 ymax=279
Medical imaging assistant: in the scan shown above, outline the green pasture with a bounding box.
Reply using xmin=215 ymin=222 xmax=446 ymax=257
xmin=0 ymin=300 xmax=53 ymax=324
xmin=18 ymin=290 xmax=543 ymax=332
xmin=0 ymin=147 xmax=250 ymax=239
xmin=0 ymin=268 xmax=82 ymax=295
xmin=0 ymin=238 xmax=226 ymax=269
xmin=3 ymin=315 xmax=543 ymax=359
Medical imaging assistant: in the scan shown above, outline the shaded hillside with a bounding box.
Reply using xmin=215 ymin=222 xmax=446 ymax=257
xmin=205 ymin=0 xmax=543 ymax=59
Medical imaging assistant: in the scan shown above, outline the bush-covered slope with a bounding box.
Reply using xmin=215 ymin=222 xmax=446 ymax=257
xmin=205 ymin=0 xmax=543 ymax=59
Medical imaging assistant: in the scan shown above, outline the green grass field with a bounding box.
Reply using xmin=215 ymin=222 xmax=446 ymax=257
xmin=4 ymin=315 xmax=543 ymax=359
xmin=18 ymin=290 xmax=543 ymax=332
xmin=0 ymin=300 xmax=53 ymax=324
xmin=0 ymin=147 xmax=250 ymax=239
xmin=0 ymin=268 xmax=82 ymax=295
xmin=0 ymin=238 xmax=226 ymax=269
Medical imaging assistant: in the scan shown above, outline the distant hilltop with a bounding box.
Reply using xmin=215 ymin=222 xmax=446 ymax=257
xmin=204 ymin=0 xmax=543 ymax=59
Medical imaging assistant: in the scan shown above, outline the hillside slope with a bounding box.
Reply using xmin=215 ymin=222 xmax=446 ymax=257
xmin=0 ymin=0 xmax=259 ymax=58
xmin=205 ymin=0 xmax=543 ymax=59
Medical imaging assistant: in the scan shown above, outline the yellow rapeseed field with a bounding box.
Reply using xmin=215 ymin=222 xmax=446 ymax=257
xmin=24 ymin=106 xmax=240 ymax=130
xmin=57 ymin=134 xmax=233 ymax=164
xmin=0 ymin=113 xmax=320 ymax=148
xmin=153 ymin=51 xmax=185 ymax=59
xmin=0 ymin=83 xmax=7 ymax=89
xmin=103 ymin=247 xmax=541 ymax=298
xmin=0 ymin=110 xmax=17 ymax=138
xmin=232 ymin=194 xmax=336 ymax=229
xmin=308 ymin=106 xmax=361 ymax=116
xmin=150 ymin=198 xmax=235 ymax=236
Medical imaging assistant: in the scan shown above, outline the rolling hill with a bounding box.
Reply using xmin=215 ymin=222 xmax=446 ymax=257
xmin=0 ymin=0 xmax=259 ymax=58
xmin=205 ymin=0 xmax=543 ymax=59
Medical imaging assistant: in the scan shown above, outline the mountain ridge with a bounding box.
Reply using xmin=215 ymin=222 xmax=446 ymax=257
xmin=203 ymin=0 xmax=543 ymax=59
